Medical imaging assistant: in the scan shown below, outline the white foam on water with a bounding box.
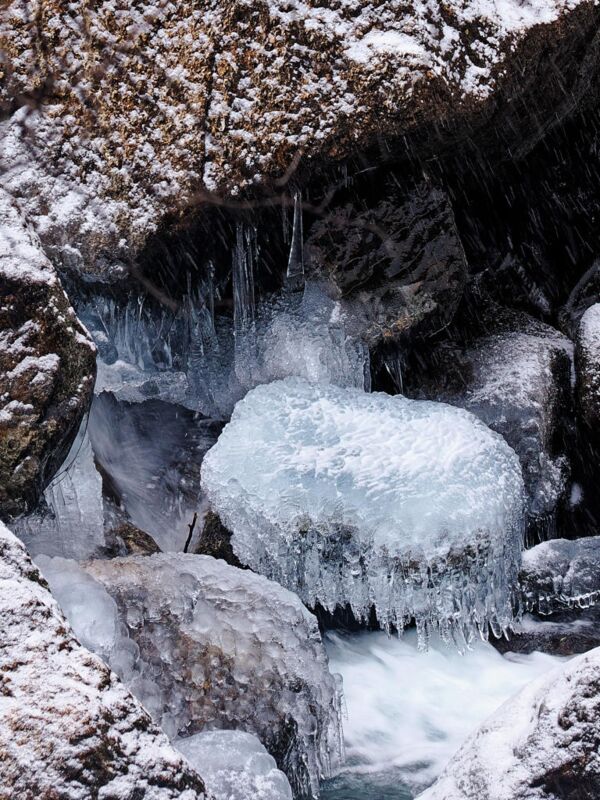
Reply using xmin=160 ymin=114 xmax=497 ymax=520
xmin=324 ymin=630 xmax=565 ymax=797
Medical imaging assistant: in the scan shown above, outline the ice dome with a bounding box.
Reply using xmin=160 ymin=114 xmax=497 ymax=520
xmin=201 ymin=378 xmax=526 ymax=645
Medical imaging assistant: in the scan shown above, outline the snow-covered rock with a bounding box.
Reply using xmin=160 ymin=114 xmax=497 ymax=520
xmin=419 ymin=646 xmax=600 ymax=800
xmin=175 ymin=730 xmax=293 ymax=800
xmin=41 ymin=553 xmax=343 ymax=800
xmin=1 ymin=1 xmax=598 ymax=274
xmin=520 ymin=536 xmax=600 ymax=614
xmin=201 ymin=378 xmax=525 ymax=645
xmin=0 ymin=188 xmax=96 ymax=518
xmin=0 ymin=521 xmax=208 ymax=799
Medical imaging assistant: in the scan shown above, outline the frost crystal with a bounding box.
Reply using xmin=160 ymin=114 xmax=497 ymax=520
xmin=202 ymin=378 xmax=526 ymax=646
xmin=175 ymin=730 xmax=293 ymax=800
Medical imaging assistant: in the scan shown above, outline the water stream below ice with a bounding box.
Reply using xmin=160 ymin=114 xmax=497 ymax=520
xmin=321 ymin=630 xmax=565 ymax=800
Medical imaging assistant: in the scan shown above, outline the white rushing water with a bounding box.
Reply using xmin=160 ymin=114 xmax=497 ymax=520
xmin=322 ymin=631 xmax=565 ymax=799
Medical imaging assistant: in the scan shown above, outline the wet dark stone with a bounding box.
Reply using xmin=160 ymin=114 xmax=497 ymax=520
xmin=193 ymin=510 xmax=244 ymax=569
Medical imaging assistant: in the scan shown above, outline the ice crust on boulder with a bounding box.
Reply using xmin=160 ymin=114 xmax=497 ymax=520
xmin=202 ymin=378 xmax=526 ymax=645
xmin=41 ymin=552 xmax=343 ymax=800
xmin=520 ymin=536 xmax=600 ymax=614
xmin=176 ymin=730 xmax=293 ymax=800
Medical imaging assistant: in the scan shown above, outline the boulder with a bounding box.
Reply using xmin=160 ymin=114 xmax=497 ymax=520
xmin=494 ymin=607 xmax=600 ymax=657
xmin=194 ymin=511 xmax=243 ymax=569
xmin=491 ymin=536 xmax=600 ymax=657
xmin=519 ymin=536 xmax=600 ymax=614
xmin=42 ymin=553 xmax=343 ymax=800
xmin=419 ymin=647 xmax=600 ymax=800
xmin=403 ymin=307 xmax=573 ymax=539
xmin=2 ymin=2 xmax=600 ymax=274
xmin=575 ymin=302 xmax=600 ymax=432
xmin=0 ymin=190 xmax=96 ymax=519
xmin=0 ymin=521 xmax=208 ymax=799
xmin=305 ymin=178 xmax=467 ymax=349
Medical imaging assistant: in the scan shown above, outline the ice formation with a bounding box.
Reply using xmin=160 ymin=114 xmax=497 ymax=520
xmin=41 ymin=552 xmax=343 ymax=800
xmin=80 ymin=294 xmax=197 ymax=409
xmin=81 ymin=280 xmax=368 ymax=419
xmin=14 ymin=419 xmax=106 ymax=560
xmin=233 ymin=282 xmax=370 ymax=394
xmin=175 ymin=730 xmax=293 ymax=800
xmin=202 ymin=378 xmax=526 ymax=645
xmin=520 ymin=536 xmax=600 ymax=614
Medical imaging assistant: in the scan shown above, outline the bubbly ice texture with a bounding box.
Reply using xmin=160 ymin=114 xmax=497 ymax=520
xmin=175 ymin=730 xmax=293 ymax=800
xmin=322 ymin=630 xmax=564 ymax=798
xmin=40 ymin=552 xmax=343 ymax=800
xmin=202 ymin=378 xmax=526 ymax=645
xmin=14 ymin=420 xmax=106 ymax=560
xmin=35 ymin=555 xmax=121 ymax=659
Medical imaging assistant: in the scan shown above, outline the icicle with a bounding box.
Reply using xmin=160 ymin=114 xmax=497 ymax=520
xmin=384 ymin=351 xmax=403 ymax=393
xmin=285 ymin=191 xmax=305 ymax=292
xmin=207 ymin=260 xmax=215 ymax=332
xmin=233 ymin=222 xmax=256 ymax=335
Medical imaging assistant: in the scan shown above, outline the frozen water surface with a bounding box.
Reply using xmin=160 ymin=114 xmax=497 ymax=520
xmin=322 ymin=631 xmax=565 ymax=799
xmin=202 ymin=378 xmax=525 ymax=645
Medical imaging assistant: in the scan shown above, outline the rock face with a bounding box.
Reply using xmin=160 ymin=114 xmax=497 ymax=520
xmin=0 ymin=189 xmax=96 ymax=519
xmin=201 ymin=377 xmax=525 ymax=644
xmin=51 ymin=554 xmax=343 ymax=800
xmin=1 ymin=1 xmax=599 ymax=274
xmin=305 ymin=179 xmax=467 ymax=349
xmin=0 ymin=521 xmax=208 ymax=799
xmin=419 ymin=647 xmax=600 ymax=800
xmin=403 ymin=308 xmax=573 ymax=539
xmin=576 ymin=302 xmax=600 ymax=432
xmin=520 ymin=536 xmax=600 ymax=614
